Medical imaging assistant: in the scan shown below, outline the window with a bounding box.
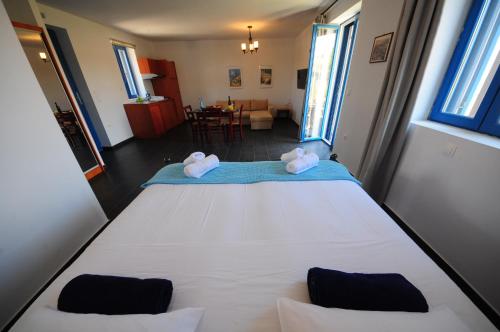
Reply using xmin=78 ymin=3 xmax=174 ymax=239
xmin=429 ymin=0 xmax=499 ymax=137
xmin=112 ymin=44 xmax=138 ymax=98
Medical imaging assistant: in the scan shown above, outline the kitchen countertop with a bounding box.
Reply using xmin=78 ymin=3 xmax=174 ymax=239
xmin=125 ymin=98 xmax=168 ymax=105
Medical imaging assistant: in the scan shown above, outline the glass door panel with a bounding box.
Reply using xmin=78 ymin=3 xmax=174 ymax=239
xmin=300 ymin=24 xmax=339 ymax=141
xmin=323 ymin=16 xmax=358 ymax=145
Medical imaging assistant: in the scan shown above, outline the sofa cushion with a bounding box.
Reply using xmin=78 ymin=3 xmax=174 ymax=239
xmin=250 ymin=111 xmax=273 ymax=130
xmin=250 ymin=111 xmax=273 ymax=121
xmin=234 ymin=100 xmax=251 ymax=111
xmin=251 ymin=99 xmax=268 ymax=111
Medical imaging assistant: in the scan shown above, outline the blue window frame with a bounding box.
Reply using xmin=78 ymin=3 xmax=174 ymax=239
xmin=112 ymin=45 xmax=138 ymax=99
xmin=429 ymin=0 xmax=499 ymax=138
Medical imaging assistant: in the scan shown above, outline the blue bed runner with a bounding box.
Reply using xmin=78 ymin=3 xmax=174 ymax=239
xmin=142 ymin=160 xmax=360 ymax=187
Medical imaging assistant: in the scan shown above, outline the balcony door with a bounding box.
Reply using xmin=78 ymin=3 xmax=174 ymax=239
xmin=300 ymin=16 xmax=359 ymax=145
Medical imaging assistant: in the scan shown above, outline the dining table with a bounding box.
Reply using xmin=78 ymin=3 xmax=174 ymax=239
xmin=191 ymin=106 xmax=238 ymax=142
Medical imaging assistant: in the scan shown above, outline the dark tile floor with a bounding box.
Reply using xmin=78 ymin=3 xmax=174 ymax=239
xmin=90 ymin=119 xmax=331 ymax=220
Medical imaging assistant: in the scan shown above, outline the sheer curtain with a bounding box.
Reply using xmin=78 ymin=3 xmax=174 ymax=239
xmin=358 ymin=0 xmax=442 ymax=203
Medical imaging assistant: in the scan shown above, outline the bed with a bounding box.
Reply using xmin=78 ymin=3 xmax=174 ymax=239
xmin=12 ymin=162 xmax=497 ymax=331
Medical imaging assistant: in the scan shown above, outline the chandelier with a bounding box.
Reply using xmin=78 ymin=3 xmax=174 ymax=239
xmin=241 ymin=25 xmax=259 ymax=54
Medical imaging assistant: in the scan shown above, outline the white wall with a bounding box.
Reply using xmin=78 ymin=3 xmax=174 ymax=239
xmin=36 ymin=3 xmax=156 ymax=146
xmin=384 ymin=0 xmax=500 ymax=313
xmin=152 ymin=38 xmax=294 ymax=109
xmin=0 ymin=2 xmax=108 ymax=328
xmin=386 ymin=123 xmax=500 ymax=313
xmin=290 ymin=25 xmax=312 ymax=124
xmin=22 ymin=44 xmax=72 ymax=112
xmin=332 ymin=0 xmax=404 ymax=174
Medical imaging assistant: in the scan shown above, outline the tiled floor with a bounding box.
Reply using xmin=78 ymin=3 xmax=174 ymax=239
xmin=90 ymin=118 xmax=331 ymax=220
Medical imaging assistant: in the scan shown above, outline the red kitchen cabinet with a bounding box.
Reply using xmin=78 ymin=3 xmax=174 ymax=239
xmin=138 ymin=58 xmax=184 ymax=126
xmin=138 ymin=58 xmax=160 ymax=76
xmin=124 ymin=100 xmax=178 ymax=139
xmin=137 ymin=57 xmax=184 ymax=127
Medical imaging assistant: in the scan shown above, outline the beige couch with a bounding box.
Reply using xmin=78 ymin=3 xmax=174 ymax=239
xmin=215 ymin=99 xmax=273 ymax=129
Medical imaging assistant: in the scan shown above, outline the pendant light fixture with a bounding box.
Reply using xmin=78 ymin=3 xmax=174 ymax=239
xmin=241 ymin=25 xmax=259 ymax=54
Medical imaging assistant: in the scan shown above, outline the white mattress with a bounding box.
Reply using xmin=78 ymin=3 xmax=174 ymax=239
xmin=13 ymin=181 xmax=496 ymax=331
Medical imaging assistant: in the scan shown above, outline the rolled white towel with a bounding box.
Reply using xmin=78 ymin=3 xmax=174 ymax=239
xmin=183 ymin=152 xmax=206 ymax=166
xmin=184 ymin=154 xmax=220 ymax=178
xmin=280 ymin=148 xmax=305 ymax=163
xmin=286 ymin=152 xmax=319 ymax=174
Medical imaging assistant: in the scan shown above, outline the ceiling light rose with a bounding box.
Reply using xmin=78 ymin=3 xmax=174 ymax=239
xmin=241 ymin=25 xmax=259 ymax=54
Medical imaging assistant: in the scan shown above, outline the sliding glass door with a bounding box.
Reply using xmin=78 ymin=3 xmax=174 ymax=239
xmin=300 ymin=16 xmax=359 ymax=145
xmin=300 ymin=24 xmax=340 ymax=141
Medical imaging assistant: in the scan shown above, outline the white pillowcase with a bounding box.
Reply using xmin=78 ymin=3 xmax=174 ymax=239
xmin=11 ymin=306 xmax=205 ymax=332
xmin=277 ymin=298 xmax=472 ymax=332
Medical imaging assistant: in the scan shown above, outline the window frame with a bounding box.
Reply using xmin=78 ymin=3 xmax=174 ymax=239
xmin=112 ymin=44 xmax=138 ymax=99
xmin=429 ymin=0 xmax=499 ymax=137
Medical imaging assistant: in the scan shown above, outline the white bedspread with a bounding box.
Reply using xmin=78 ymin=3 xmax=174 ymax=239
xmin=13 ymin=181 xmax=496 ymax=331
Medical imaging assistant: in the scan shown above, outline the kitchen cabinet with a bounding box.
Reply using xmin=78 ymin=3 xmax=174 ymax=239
xmin=137 ymin=58 xmax=159 ymax=76
xmin=137 ymin=57 xmax=184 ymax=126
xmin=124 ymin=100 xmax=180 ymax=139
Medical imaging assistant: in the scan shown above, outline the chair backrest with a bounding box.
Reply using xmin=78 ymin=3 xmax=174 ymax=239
xmin=183 ymin=105 xmax=195 ymax=121
xmin=199 ymin=108 xmax=223 ymax=124
xmin=238 ymin=105 xmax=243 ymax=122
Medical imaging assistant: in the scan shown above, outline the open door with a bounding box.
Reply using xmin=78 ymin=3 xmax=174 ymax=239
xmin=12 ymin=21 xmax=104 ymax=180
xmin=323 ymin=16 xmax=358 ymax=145
xmin=300 ymin=24 xmax=340 ymax=142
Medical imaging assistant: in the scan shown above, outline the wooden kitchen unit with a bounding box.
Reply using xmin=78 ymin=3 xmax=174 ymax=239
xmin=124 ymin=99 xmax=182 ymax=139
xmin=138 ymin=57 xmax=184 ymax=121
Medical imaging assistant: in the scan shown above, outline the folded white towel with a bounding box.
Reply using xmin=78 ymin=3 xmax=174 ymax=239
xmin=184 ymin=154 xmax=220 ymax=178
xmin=183 ymin=152 xmax=206 ymax=166
xmin=280 ymin=148 xmax=305 ymax=163
xmin=286 ymin=152 xmax=319 ymax=174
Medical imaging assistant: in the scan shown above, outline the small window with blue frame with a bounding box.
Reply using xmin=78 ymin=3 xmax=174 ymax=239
xmin=112 ymin=44 xmax=138 ymax=99
xmin=429 ymin=0 xmax=499 ymax=138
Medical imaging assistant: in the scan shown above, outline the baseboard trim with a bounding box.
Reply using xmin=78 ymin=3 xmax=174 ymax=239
xmin=382 ymin=204 xmax=500 ymax=329
xmin=2 ymin=219 xmax=114 ymax=332
xmin=102 ymin=137 xmax=135 ymax=151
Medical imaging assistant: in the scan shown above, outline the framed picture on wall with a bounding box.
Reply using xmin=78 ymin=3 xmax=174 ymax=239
xmin=259 ymin=65 xmax=272 ymax=88
xmin=369 ymin=32 xmax=393 ymax=63
xmin=228 ymin=67 xmax=242 ymax=88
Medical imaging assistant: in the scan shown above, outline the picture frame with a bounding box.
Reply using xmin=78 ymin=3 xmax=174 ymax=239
xmin=228 ymin=67 xmax=242 ymax=88
xmin=369 ymin=32 xmax=393 ymax=63
xmin=259 ymin=65 xmax=272 ymax=88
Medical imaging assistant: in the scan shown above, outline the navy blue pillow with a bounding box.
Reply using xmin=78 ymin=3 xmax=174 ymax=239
xmin=58 ymin=274 xmax=173 ymax=315
xmin=307 ymin=268 xmax=428 ymax=312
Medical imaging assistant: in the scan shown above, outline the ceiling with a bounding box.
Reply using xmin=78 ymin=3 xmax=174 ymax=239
xmin=37 ymin=0 xmax=328 ymax=41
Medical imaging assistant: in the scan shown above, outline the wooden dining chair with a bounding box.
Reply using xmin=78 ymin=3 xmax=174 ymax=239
xmin=230 ymin=105 xmax=244 ymax=141
xmin=199 ymin=108 xmax=225 ymax=142
xmin=183 ymin=105 xmax=200 ymax=142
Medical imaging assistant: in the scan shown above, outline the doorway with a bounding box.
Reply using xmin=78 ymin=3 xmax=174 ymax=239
xmin=13 ymin=23 xmax=103 ymax=177
xmin=300 ymin=15 xmax=359 ymax=146
xmin=46 ymin=25 xmax=110 ymax=150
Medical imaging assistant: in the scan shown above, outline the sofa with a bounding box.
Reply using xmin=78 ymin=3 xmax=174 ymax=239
xmin=215 ymin=99 xmax=273 ymax=130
